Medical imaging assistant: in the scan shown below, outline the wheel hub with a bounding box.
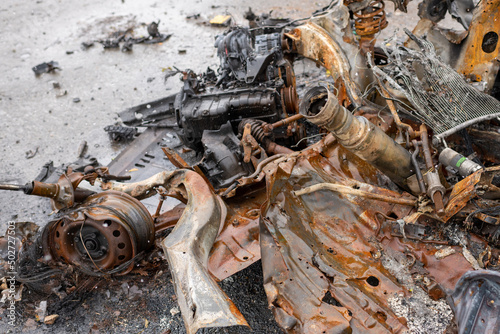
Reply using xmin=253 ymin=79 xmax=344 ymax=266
xmin=43 ymin=191 xmax=155 ymax=276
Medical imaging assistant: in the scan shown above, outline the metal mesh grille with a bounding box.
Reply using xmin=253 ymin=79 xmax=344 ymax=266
xmin=372 ymin=30 xmax=500 ymax=140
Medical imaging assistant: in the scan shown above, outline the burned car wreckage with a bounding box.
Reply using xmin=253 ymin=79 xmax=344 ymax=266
xmin=3 ymin=0 xmax=500 ymax=333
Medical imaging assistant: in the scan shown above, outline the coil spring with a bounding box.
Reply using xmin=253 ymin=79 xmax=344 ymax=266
xmin=238 ymin=119 xmax=270 ymax=143
xmin=353 ymin=0 xmax=388 ymax=37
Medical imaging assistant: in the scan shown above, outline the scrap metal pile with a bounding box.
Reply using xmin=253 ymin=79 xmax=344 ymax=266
xmin=2 ymin=0 xmax=500 ymax=333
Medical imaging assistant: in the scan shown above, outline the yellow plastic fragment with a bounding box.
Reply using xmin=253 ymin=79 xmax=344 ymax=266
xmin=210 ymin=15 xmax=231 ymax=26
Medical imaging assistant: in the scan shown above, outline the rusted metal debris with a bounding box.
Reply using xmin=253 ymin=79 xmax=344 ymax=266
xmin=2 ymin=1 xmax=500 ymax=333
xmin=83 ymin=21 xmax=172 ymax=52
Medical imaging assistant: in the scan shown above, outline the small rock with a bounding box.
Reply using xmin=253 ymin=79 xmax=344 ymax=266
xmin=170 ymin=306 xmax=180 ymax=316
xmin=81 ymin=41 xmax=94 ymax=49
xmin=24 ymin=318 xmax=37 ymax=330
xmin=223 ymin=276 xmax=234 ymax=283
xmin=128 ymin=285 xmax=142 ymax=300
xmin=44 ymin=314 xmax=59 ymax=325
xmin=56 ymin=90 xmax=67 ymax=97
xmin=73 ymin=97 xmax=81 ymax=103
xmin=120 ymin=282 xmax=129 ymax=295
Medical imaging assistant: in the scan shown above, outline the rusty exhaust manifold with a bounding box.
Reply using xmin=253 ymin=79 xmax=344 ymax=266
xmin=299 ymin=83 xmax=414 ymax=189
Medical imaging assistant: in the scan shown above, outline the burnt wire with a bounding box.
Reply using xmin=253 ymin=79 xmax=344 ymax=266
xmin=465 ymin=205 xmax=500 ymax=225
xmin=79 ymin=220 xmax=106 ymax=275
xmin=291 ymin=133 xmax=328 ymax=148
xmin=16 ymin=268 xmax=63 ymax=283
xmin=361 ymin=80 xmax=421 ymax=113
xmin=15 ymin=235 xmax=63 ymax=283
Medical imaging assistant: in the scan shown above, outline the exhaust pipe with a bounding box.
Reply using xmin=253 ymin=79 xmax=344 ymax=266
xmin=299 ymin=83 xmax=414 ymax=189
